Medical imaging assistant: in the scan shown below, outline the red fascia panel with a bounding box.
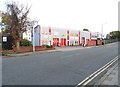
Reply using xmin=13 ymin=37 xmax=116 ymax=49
xmin=49 ymin=27 xmax=51 ymax=35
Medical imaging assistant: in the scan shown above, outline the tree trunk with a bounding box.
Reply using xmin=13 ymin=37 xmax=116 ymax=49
xmin=16 ymin=39 xmax=20 ymax=52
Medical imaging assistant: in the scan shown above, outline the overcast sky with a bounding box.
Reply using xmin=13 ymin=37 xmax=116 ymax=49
xmin=0 ymin=0 xmax=119 ymax=35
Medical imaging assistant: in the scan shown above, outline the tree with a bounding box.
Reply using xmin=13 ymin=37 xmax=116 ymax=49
xmin=106 ymin=34 xmax=110 ymax=40
xmin=106 ymin=31 xmax=120 ymax=40
xmin=1 ymin=12 xmax=10 ymax=34
xmin=2 ymin=2 xmax=31 ymax=51
xmin=83 ymin=28 xmax=89 ymax=31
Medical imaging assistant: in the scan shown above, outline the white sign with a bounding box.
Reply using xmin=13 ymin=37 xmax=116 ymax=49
xmin=3 ymin=37 xmax=7 ymax=42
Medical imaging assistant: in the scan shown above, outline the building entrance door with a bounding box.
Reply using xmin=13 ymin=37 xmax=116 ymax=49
xmin=61 ymin=38 xmax=66 ymax=46
xmin=67 ymin=41 xmax=69 ymax=46
xmin=82 ymin=37 xmax=85 ymax=47
xmin=53 ymin=38 xmax=59 ymax=46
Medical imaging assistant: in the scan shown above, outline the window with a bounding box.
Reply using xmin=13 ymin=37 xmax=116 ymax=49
xmin=75 ymin=41 xmax=78 ymax=43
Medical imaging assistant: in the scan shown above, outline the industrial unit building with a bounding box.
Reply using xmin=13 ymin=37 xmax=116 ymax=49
xmin=25 ymin=25 xmax=103 ymax=47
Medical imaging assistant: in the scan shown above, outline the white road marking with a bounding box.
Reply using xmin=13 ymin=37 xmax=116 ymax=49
xmin=76 ymin=56 xmax=119 ymax=87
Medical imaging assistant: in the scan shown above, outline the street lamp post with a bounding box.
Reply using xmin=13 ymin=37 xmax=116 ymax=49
xmin=101 ymin=24 xmax=103 ymax=40
xmin=32 ymin=26 xmax=35 ymax=52
xmin=101 ymin=22 xmax=107 ymax=45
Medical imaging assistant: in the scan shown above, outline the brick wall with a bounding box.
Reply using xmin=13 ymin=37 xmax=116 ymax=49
xmin=88 ymin=40 xmax=96 ymax=46
xmin=18 ymin=46 xmax=33 ymax=53
xmin=18 ymin=46 xmax=54 ymax=53
xmin=86 ymin=40 xmax=89 ymax=46
xmin=35 ymin=46 xmax=46 ymax=51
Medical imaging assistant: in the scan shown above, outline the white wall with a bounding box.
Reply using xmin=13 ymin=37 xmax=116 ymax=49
xmin=23 ymin=26 xmax=32 ymax=41
xmin=80 ymin=31 xmax=90 ymax=44
xmin=41 ymin=26 xmax=67 ymax=46
xmin=40 ymin=25 xmax=94 ymax=46
xmin=69 ymin=30 xmax=79 ymax=45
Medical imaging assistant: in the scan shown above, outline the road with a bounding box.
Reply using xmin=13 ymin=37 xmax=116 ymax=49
xmin=2 ymin=42 xmax=119 ymax=85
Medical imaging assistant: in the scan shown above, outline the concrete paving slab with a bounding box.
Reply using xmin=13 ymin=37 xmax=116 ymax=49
xmin=94 ymin=62 xmax=118 ymax=85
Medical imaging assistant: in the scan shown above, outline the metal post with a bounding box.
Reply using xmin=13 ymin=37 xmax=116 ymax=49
xmin=101 ymin=24 xmax=103 ymax=40
xmin=101 ymin=23 xmax=107 ymax=45
xmin=32 ymin=26 xmax=35 ymax=52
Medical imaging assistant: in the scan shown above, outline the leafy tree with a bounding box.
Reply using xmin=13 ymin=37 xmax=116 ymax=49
xmin=106 ymin=31 xmax=120 ymax=39
xmin=20 ymin=39 xmax=32 ymax=46
xmin=1 ymin=2 xmax=31 ymax=51
xmin=106 ymin=34 xmax=110 ymax=40
xmin=1 ymin=12 xmax=11 ymax=33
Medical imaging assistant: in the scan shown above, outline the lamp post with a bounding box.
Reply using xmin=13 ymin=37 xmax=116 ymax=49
xmin=101 ymin=24 xmax=103 ymax=40
xmin=32 ymin=26 xmax=35 ymax=52
xmin=101 ymin=22 xmax=107 ymax=45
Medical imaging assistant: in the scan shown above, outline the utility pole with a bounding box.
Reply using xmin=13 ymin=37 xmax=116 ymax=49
xmin=101 ymin=24 xmax=103 ymax=40
xmin=101 ymin=22 xmax=107 ymax=45
xmin=32 ymin=25 xmax=35 ymax=52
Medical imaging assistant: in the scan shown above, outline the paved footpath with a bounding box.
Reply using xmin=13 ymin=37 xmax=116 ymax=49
xmin=3 ymin=42 xmax=118 ymax=57
xmin=5 ymin=46 xmax=91 ymax=57
xmin=55 ymin=46 xmax=91 ymax=52
xmin=94 ymin=61 xmax=119 ymax=86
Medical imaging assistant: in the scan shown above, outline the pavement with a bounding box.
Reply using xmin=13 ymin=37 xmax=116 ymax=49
xmin=94 ymin=42 xmax=119 ymax=86
xmin=7 ymin=49 xmax=59 ymax=57
xmin=4 ymin=46 xmax=90 ymax=57
xmin=94 ymin=61 xmax=119 ymax=86
xmin=3 ymin=42 xmax=118 ymax=57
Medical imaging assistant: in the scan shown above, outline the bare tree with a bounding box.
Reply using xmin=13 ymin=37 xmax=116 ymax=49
xmin=3 ymin=2 xmax=31 ymax=51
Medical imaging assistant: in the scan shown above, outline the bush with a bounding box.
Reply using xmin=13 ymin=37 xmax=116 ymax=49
xmin=72 ymin=44 xmax=74 ymax=46
xmin=46 ymin=45 xmax=52 ymax=48
xmin=43 ymin=45 xmax=51 ymax=48
xmin=80 ymin=43 xmax=82 ymax=46
xmin=20 ymin=39 xmax=32 ymax=46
